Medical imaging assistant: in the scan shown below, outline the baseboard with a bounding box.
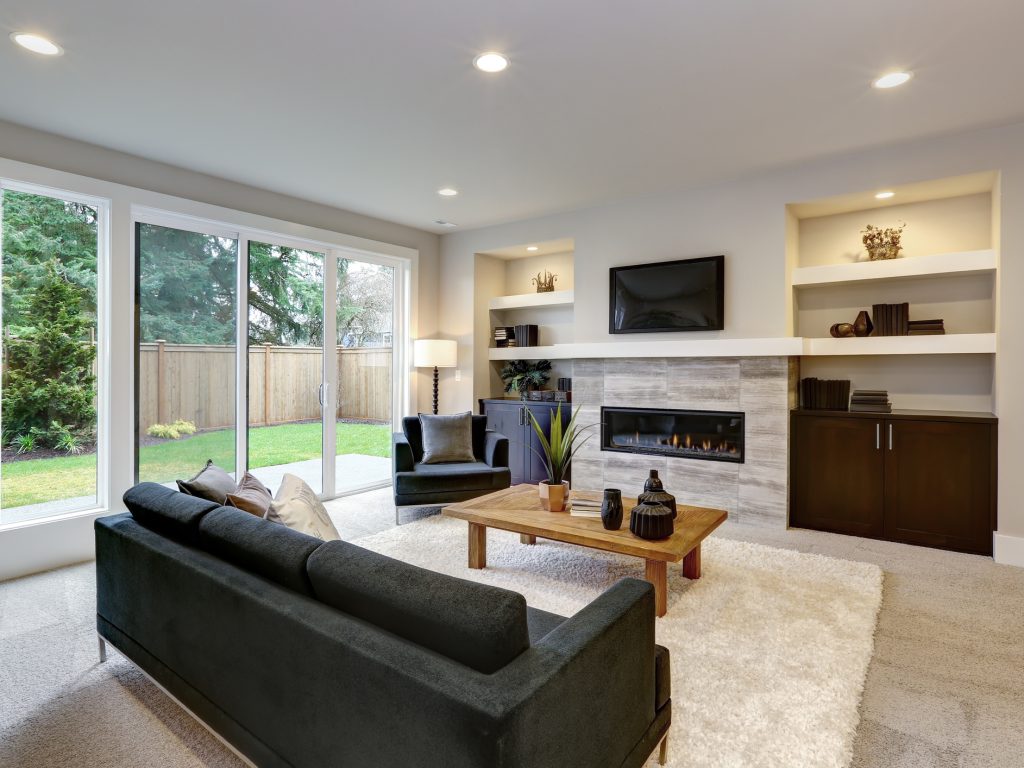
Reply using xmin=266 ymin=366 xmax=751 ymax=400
xmin=993 ymin=532 xmax=1024 ymax=567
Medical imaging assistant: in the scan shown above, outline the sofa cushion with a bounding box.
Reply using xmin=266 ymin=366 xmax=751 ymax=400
xmin=307 ymin=540 xmax=530 ymax=674
xmin=394 ymin=462 xmax=507 ymax=496
xmin=402 ymin=415 xmax=488 ymax=463
xmin=123 ymin=483 xmax=220 ymax=546
xmin=225 ymin=472 xmax=273 ymax=517
xmin=176 ymin=460 xmax=237 ymax=504
xmin=420 ymin=412 xmax=476 ymax=464
xmin=197 ymin=506 xmax=323 ymax=595
xmin=266 ymin=474 xmax=341 ymax=541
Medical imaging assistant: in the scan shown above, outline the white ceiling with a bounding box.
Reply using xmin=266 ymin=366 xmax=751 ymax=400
xmin=2 ymin=0 xmax=1023 ymax=233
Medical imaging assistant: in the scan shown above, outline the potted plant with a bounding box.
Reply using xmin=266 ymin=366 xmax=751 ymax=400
xmin=861 ymin=222 xmax=906 ymax=261
xmin=500 ymin=359 xmax=552 ymax=399
xmin=527 ymin=403 xmax=594 ymax=512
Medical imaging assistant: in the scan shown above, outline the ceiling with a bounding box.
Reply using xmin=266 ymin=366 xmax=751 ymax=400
xmin=479 ymin=238 xmax=574 ymax=260
xmin=1 ymin=0 xmax=1023 ymax=233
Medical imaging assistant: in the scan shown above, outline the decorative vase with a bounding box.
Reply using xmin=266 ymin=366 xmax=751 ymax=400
xmin=629 ymin=500 xmax=675 ymax=540
xmin=643 ymin=470 xmax=664 ymax=493
xmin=867 ymin=244 xmax=901 ymax=261
xmin=539 ymin=480 xmax=569 ymax=512
xmin=639 ymin=489 xmax=677 ymax=519
xmin=829 ymin=322 xmax=855 ymax=338
xmin=600 ymin=488 xmax=624 ymax=530
xmin=853 ymin=310 xmax=874 ymax=337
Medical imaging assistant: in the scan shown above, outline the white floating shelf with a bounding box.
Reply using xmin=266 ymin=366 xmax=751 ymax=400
xmin=489 ymin=289 xmax=574 ymax=311
xmin=802 ymin=333 xmax=996 ymax=356
xmin=489 ymin=337 xmax=804 ymax=361
xmin=791 ymin=249 xmax=996 ymax=288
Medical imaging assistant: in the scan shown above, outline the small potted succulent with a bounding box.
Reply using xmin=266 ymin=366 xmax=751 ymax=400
xmin=527 ymin=403 xmax=593 ymax=512
xmin=861 ymin=222 xmax=906 ymax=261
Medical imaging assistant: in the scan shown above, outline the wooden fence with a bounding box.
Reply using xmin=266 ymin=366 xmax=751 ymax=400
xmin=138 ymin=343 xmax=392 ymax=432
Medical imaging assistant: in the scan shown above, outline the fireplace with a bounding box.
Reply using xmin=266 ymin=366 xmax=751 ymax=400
xmin=601 ymin=406 xmax=745 ymax=463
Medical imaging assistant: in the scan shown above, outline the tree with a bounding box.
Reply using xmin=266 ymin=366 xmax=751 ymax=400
xmin=3 ymin=261 xmax=97 ymax=447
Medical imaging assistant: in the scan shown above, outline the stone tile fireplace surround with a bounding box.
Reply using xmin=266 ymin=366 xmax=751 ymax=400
xmin=571 ymin=357 xmax=797 ymax=526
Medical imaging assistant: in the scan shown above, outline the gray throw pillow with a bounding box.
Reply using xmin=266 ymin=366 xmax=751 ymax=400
xmin=177 ymin=460 xmax=237 ymax=504
xmin=420 ymin=412 xmax=476 ymax=464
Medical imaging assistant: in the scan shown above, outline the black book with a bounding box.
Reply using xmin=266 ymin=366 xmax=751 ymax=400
xmin=909 ymin=329 xmax=946 ymax=335
xmin=909 ymin=318 xmax=944 ymax=326
xmin=900 ymin=303 xmax=910 ymax=336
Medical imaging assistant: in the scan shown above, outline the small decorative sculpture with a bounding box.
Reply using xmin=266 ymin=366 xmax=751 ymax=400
xmin=532 ymin=270 xmax=558 ymax=293
xmin=830 ymin=310 xmax=874 ymax=338
xmin=861 ymin=223 xmax=906 ymax=261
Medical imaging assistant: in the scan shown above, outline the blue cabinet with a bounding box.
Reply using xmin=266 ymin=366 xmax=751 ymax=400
xmin=479 ymin=399 xmax=571 ymax=485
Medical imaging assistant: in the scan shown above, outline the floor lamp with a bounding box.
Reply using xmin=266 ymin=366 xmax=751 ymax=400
xmin=413 ymin=339 xmax=457 ymax=415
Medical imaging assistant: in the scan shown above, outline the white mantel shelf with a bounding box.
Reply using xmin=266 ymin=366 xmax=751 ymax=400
xmin=791 ymin=249 xmax=996 ymax=288
xmin=802 ymin=333 xmax=996 ymax=356
xmin=488 ymin=337 xmax=804 ymax=360
xmin=489 ymin=289 xmax=575 ymax=311
xmin=488 ymin=333 xmax=997 ymax=360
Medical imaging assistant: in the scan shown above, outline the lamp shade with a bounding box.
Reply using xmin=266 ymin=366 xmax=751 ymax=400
xmin=413 ymin=339 xmax=457 ymax=368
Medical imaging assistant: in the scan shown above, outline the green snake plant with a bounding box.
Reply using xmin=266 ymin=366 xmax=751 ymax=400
xmin=527 ymin=403 xmax=595 ymax=485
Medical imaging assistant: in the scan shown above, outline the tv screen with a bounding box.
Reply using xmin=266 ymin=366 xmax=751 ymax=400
xmin=609 ymin=255 xmax=724 ymax=333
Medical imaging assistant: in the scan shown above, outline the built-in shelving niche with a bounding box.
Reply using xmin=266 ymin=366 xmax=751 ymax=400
xmin=785 ymin=171 xmax=999 ymax=413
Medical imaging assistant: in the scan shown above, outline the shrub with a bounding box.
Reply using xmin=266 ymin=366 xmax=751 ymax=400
xmin=3 ymin=261 xmax=96 ymax=450
xmin=147 ymin=419 xmax=198 ymax=440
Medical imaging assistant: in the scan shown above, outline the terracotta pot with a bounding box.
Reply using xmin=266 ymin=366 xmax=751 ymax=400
xmin=539 ymin=480 xmax=569 ymax=512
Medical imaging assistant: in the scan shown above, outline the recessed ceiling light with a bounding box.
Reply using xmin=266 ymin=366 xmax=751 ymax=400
xmin=473 ymin=52 xmax=509 ymax=73
xmin=10 ymin=33 xmax=63 ymax=56
xmin=873 ymin=71 xmax=912 ymax=89
xmin=526 ymin=246 xmax=539 ymax=252
xmin=875 ymin=191 xmax=896 ymax=200
xmin=434 ymin=220 xmax=458 ymax=228
xmin=437 ymin=187 xmax=458 ymax=197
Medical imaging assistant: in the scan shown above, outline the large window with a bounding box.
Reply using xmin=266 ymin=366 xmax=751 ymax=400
xmin=1 ymin=187 xmax=102 ymax=524
xmin=135 ymin=222 xmax=238 ymax=485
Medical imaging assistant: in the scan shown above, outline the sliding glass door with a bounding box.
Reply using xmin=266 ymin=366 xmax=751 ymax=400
xmin=134 ymin=212 xmax=405 ymax=500
xmin=135 ymin=222 xmax=238 ymax=485
xmin=246 ymin=240 xmax=327 ymax=495
xmin=1 ymin=185 xmax=104 ymax=524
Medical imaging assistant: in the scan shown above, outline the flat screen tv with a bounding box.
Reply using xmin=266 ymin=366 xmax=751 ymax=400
xmin=609 ymin=255 xmax=725 ymax=333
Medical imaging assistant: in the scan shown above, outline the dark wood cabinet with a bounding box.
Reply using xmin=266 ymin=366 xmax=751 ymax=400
xmin=480 ymin=399 xmax=571 ymax=485
xmin=791 ymin=415 xmax=885 ymax=538
xmin=790 ymin=410 xmax=997 ymax=556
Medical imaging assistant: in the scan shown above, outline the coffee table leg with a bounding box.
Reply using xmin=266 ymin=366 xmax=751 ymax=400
xmin=520 ymin=534 xmax=537 ymax=545
xmin=644 ymin=559 xmax=668 ymax=618
xmin=469 ymin=523 xmax=487 ymax=569
xmin=683 ymin=544 xmax=702 ymax=580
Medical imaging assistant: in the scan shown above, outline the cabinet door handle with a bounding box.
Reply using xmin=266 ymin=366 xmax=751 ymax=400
xmin=519 ymin=406 xmax=525 ymax=426
xmin=876 ymin=423 xmax=880 ymax=450
xmin=888 ymin=423 xmax=894 ymax=451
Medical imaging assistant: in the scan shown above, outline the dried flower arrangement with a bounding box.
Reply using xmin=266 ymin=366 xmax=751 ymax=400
xmin=861 ymin=222 xmax=906 ymax=261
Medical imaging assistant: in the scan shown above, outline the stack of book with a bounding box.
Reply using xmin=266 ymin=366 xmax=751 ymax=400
xmin=800 ymin=378 xmax=851 ymax=410
xmin=872 ymin=303 xmax=910 ymax=336
xmin=850 ymin=389 xmax=892 ymax=413
xmin=493 ymin=326 xmax=516 ymax=348
xmin=568 ymin=496 xmax=602 ymax=518
xmin=513 ymin=324 xmax=539 ymax=347
xmin=908 ymin=318 xmax=946 ymax=335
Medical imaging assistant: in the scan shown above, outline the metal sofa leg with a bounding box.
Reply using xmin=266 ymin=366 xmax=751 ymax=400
xmin=98 ymin=635 xmax=107 ymax=663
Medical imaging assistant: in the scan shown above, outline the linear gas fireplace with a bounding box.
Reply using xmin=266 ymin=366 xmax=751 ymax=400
xmin=601 ymin=406 xmax=745 ymax=463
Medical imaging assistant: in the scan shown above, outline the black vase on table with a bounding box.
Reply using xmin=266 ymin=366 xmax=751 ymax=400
xmin=643 ymin=470 xmax=664 ymax=493
xmin=600 ymin=488 xmax=623 ymax=530
xmin=639 ymin=489 xmax=677 ymax=519
xmin=629 ymin=500 xmax=675 ymax=540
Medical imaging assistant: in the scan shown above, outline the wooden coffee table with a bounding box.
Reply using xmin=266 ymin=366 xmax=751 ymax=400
xmin=442 ymin=484 xmax=728 ymax=617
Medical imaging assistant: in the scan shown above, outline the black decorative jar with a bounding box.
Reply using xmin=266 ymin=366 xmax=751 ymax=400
xmin=639 ymin=489 xmax=677 ymax=519
xmin=629 ymin=500 xmax=675 ymax=540
xmin=600 ymin=488 xmax=623 ymax=530
xmin=643 ymin=470 xmax=664 ymax=493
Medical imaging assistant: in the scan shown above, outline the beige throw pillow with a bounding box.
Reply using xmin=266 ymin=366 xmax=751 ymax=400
xmin=266 ymin=473 xmax=341 ymax=541
xmin=420 ymin=411 xmax=476 ymax=464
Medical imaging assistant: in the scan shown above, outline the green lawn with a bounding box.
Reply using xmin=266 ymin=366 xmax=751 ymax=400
xmin=1 ymin=421 xmax=390 ymax=509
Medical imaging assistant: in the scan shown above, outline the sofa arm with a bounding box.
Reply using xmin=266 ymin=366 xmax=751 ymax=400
xmin=491 ymin=578 xmax=659 ymax=767
xmin=484 ymin=430 xmax=510 ymax=468
xmin=393 ymin=433 xmax=415 ymax=473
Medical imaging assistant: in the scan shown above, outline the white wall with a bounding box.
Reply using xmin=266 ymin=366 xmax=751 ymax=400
xmin=0 ymin=120 xmax=441 ymax=581
xmin=439 ymin=120 xmax=1024 ymax=554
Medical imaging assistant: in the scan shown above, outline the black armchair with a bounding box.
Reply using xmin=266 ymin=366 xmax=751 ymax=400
xmin=392 ymin=415 xmax=512 ymax=523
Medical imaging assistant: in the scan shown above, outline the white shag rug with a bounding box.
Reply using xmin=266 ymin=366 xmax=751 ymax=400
xmin=357 ymin=516 xmax=883 ymax=768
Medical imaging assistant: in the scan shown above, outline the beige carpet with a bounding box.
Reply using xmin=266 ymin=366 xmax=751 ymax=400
xmin=357 ymin=516 xmax=883 ymax=768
